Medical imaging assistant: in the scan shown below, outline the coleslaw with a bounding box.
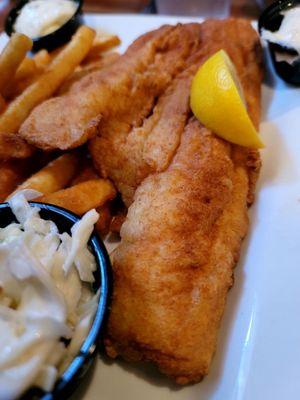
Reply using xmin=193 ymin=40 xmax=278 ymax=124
xmin=0 ymin=193 xmax=99 ymax=400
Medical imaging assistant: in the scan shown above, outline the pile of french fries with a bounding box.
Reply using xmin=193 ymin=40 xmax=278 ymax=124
xmin=0 ymin=26 xmax=122 ymax=236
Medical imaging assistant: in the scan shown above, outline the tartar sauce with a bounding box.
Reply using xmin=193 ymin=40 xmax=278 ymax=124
xmin=0 ymin=192 xmax=99 ymax=400
xmin=261 ymin=6 xmax=300 ymax=53
xmin=14 ymin=0 xmax=78 ymax=38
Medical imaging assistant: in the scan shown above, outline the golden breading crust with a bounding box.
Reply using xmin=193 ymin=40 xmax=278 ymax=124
xmin=106 ymin=119 xmax=250 ymax=384
xmin=19 ymin=24 xmax=202 ymax=151
xmin=91 ymin=19 xmax=262 ymax=207
xmin=104 ymin=19 xmax=263 ymax=384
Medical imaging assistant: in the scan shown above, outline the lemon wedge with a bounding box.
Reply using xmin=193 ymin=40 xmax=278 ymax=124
xmin=190 ymin=50 xmax=264 ymax=149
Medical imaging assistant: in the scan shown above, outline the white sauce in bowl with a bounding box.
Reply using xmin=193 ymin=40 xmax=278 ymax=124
xmin=14 ymin=0 xmax=78 ymax=39
xmin=0 ymin=193 xmax=99 ymax=400
xmin=261 ymin=6 xmax=300 ymax=53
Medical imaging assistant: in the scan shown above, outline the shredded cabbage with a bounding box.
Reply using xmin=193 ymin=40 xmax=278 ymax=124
xmin=0 ymin=192 xmax=100 ymax=400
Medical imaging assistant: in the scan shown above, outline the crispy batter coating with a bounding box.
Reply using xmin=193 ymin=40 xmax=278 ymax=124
xmin=104 ymin=19 xmax=262 ymax=384
xmin=91 ymin=19 xmax=262 ymax=206
xmin=57 ymin=52 xmax=120 ymax=95
xmin=106 ymin=119 xmax=249 ymax=383
xmin=18 ymin=24 xmax=202 ymax=151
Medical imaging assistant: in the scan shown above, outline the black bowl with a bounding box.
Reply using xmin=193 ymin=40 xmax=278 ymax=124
xmin=5 ymin=0 xmax=83 ymax=52
xmin=0 ymin=201 xmax=112 ymax=400
xmin=258 ymin=0 xmax=300 ymax=85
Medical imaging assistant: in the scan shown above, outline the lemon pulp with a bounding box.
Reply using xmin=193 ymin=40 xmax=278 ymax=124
xmin=190 ymin=49 xmax=264 ymax=149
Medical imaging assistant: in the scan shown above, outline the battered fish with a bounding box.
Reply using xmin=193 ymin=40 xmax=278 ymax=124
xmin=104 ymin=19 xmax=262 ymax=384
xmin=90 ymin=19 xmax=262 ymax=206
xmin=19 ymin=24 xmax=202 ymax=150
xmin=106 ymin=120 xmax=252 ymax=384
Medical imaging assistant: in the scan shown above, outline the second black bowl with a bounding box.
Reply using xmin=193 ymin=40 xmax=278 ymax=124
xmin=258 ymin=0 xmax=300 ymax=85
xmin=5 ymin=0 xmax=83 ymax=52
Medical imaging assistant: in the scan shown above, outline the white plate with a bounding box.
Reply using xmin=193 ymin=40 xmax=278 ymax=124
xmin=2 ymin=14 xmax=300 ymax=400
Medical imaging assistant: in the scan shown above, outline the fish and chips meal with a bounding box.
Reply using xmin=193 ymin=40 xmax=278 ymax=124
xmin=0 ymin=14 xmax=263 ymax=396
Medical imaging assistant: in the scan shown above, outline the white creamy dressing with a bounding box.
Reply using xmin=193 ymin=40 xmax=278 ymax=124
xmin=261 ymin=6 xmax=300 ymax=53
xmin=14 ymin=0 xmax=78 ymax=38
xmin=0 ymin=193 xmax=99 ymax=400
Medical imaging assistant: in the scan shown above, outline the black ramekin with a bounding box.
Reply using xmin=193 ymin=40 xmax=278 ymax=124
xmin=4 ymin=0 xmax=83 ymax=52
xmin=0 ymin=201 xmax=112 ymax=400
xmin=258 ymin=0 xmax=300 ymax=85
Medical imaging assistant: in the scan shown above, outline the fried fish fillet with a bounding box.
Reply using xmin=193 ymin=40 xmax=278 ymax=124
xmin=106 ymin=120 xmax=253 ymax=384
xmin=57 ymin=52 xmax=120 ymax=95
xmin=90 ymin=19 xmax=262 ymax=206
xmin=19 ymin=24 xmax=202 ymax=150
xmin=104 ymin=19 xmax=262 ymax=384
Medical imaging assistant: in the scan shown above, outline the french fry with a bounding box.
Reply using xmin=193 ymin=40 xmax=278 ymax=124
xmin=83 ymin=41 xmax=120 ymax=65
xmin=33 ymin=49 xmax=51 ymax=70
xmin=36 ymin=179 xmax=116 ymax=215
xmin=15 ymin=57 xmax=37 ymax=81
xmin=0 ymin=26 xmax=95 ymax=135
xmin=8 ymin=152 xmax=80 ymax=198
xmin=0 ymin=33 xmax=32 ymax=93
xmin=3 ymin=74 xmax=38 ymax=100
xmin=81 ymin=29 xmax=120 ymax=65
xmin=1 ymin=58 xmax=39 ymax=99
xmin=86 ymin=30 xmax=120 ymax=60
xmin=49 ymin=45 xmax=65 ymax=61
xmin=83 ymin=52 xmax=119 ymax=70
xmin=0 ymin=94 xmax=6 ymax=113
xmin=0 ymin=134 xmax=34 ymax=160
xmin=4 ymin=53 xmax=50 ymax=99
xmin=70 ymin=161 xmax=113 ymax=233
xmin=95 ymin=204 xmax=112 ymax=237
xmin=0 ymin=159 xmax=33 ymax=202
xmin=3 ymin=53 xmax=51 ymax=100
xmin=70 ymin=158 xmax=99 ymax=185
